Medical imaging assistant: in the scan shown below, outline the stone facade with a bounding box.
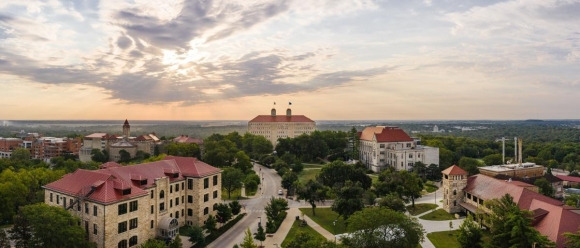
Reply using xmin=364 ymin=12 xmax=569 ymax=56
xmin=248 ymin=108 xmax=316 ymax=145
xmin=441 ymin=166 xmax=468 ymax=213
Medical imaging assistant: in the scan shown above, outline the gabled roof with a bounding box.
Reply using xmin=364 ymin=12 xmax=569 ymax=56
xmin=249 ymin=115 xmax=314 ymax=123
xmin=44 ymin=156 xmax=221 ymax=205
xmin=163 ymin=156 xmax=221 ymax=177
xmin=556 ymin=175 xmax=580 ymax=183
xmin=359 ymin=126 xmax=413 ymax=142
xmin=85 ymin=133 xmax=108 ymax=139
xmin=442 ymin=165 xmax=467 ymax=175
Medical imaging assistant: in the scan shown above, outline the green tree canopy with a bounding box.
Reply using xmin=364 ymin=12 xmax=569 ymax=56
xmin=332 ymin=181 xmax=365 ymax=221
xmin=222 ymin=167 xmax=244 ymax=199
xmin=296 ymin=179 xmax=329 ymax=216
xmin=457 ymin=215 xmax=483 ymax=248
xmin=318 ymin=160 xmax=372 ymax=190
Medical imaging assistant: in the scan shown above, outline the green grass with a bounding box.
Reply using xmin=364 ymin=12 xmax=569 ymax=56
xmin=419 ymin=209 xmax=456 ymax=221
xmin=406 ymin=203 xmax=438 ymax=216
xmin=424 ymin=183 xmax=438 ymax=193
xmin=427 ymin=229 xmax=491 ymax=248
xmin=281 ymin=219 xmax=327 ymax=247
xmin=303 ymin=163 xmax=324 ymax=169
xmin=299 ymin=207 xmax=348 ymax=234
xmin=427 ymin=230 xmax=460 ymax=248
xmin=222 ymin=188 xmax=248 ymax=200
xmin=298 ymin=168 xmax=321 ymax=183
xmin=368 ymin=174 xmax=379 ymax=185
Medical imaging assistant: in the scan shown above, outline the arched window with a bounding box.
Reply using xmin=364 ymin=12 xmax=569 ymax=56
xmin=118 ymin=240 xmax=127 ymax=248
xmin=453 ymin=200 xmax=457 ymax=206
xmin=160 ymin=190 xmax=165 ymax=199
xmin=204 ymin=207 xmax=209 ymax=215
xmin=129 ymin=236 xmax=138 ymax=247
xmin=453 ymin=190 xmax=457 ymax=195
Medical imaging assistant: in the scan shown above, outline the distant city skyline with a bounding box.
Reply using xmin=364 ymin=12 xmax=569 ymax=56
xmin=1 ymin=0 xmax=579 ymax=120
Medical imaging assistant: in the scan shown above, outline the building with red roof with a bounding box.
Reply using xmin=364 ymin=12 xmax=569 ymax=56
xmin=79 ymin=120 xmax=161 ymax=162
xmin=43 ymin=156 xmax=221 ymax=248
xmin=442 ymin=168 xmax=580 ymax=247
xmin=248 ymin=106 xmax=315 ymax=145
xmin=359 ymin=126 xmax=439 ymax=172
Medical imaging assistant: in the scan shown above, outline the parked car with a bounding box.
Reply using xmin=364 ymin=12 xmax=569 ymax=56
xmin=278 ymin=189 xmax=283 ymax=195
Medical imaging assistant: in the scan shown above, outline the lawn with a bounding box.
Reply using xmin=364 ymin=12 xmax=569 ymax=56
xmin=424 ymin=183 xmax=438 ymax=193
xmin=298 ymin=168 xmax=321 ymax=183
xmin=299 ymin=207 xmax=348 ymax=235
xmin=427 ymin=229 xmax=491 ymax=248
xmin=406 ymin=203 xmax=438 ymax=216
xmin=221 ymin=188 xmax=248 ymax=200
xmin=281 ymin=219 xmax=327 ymax=247
xmin=427 ymin=230 xmax=460 ymax=248
xmin=419 ymin=209 xmax=456 ymax=221
xmin=368 ymin=174 xmax=379 ymax=185
xmin=303 ymin=163 xmax=324 ymax=169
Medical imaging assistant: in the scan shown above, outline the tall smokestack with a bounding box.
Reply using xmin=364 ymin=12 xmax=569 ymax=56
xmin=518 ymin=138 xmax=523 ymax=165
xmin=514 ymin=137 xmax=517 ymax=164
xmin=502 ymin=137 xmax=505 ymax=164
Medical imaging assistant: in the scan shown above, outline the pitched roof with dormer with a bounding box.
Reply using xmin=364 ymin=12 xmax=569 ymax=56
xmin=359 ymin=126 xmax=413 ymax=142
xmin=442 ymin=165 xmax=468 ymax=175
xmin=43 ymin=156 xmax=220 ymax=205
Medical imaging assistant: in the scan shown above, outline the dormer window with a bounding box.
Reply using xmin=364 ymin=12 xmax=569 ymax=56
xmin=173 ymin=173 xmax=179 ymax=178
xmin=140 ymin=179 xmax=147 ymax=185
xmin=122 ymin=189 xmax=131 ymax=195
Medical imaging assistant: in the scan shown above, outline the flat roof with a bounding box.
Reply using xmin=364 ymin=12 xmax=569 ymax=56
xmin=479 ymin=163 xmax=542 ymax=172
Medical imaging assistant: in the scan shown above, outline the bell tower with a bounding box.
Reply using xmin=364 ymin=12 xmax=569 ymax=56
xmin=123 ymin=119 xmax=130 ymax=139
xmin=441 ymin=165 xmax=468 ymax=213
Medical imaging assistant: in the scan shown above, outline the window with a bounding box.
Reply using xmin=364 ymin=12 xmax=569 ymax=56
xmin=151 ymin=205 xmax=154 ymax=214
xmin=129 ymin=200 xmax=138 ymax=212
xmin=182 ymin=196 xmax=184 ymax=203
xmin=85 ymin=203 xmax=89 ymax=214
xmin=188 ymin=195 xmax=193 ymax=203
xmin=409 ymin=154 xmax=413 ymax=158
xmin=453 ymin=190 xmax=457 ymax=195
xmin=50 ymin=193 xmax=53 ymax=202
xmin=140 ymin=179 xmax=147 ymax=185
xmin=204 ymin=194 xmax=209 ymax=202
xmin=160 ymin=203 xmax=165 ymax=211
xmin=181 ymin=209 xmax=184 ymax=217
xmin=170 ymin=199 xmax=173 ymax=208
xmin=129 ymin=218 xmax=138 ymax=230
xmin=213 ymin=175 xmax=218 ymax=186
xmin=175 ymin=211 xmax=179 ymax=219
xmin=380 ymin=144 xmax=385 ymax=148
xmin=181 ymin=182 xmax=184 ymax=189
xmin=63 ymin=197 xmax=67 ymax=208
xmin=129 ymin=236 xmax=138 ymax=247
xmin=118 ymin=203 xmax=127 ymax=215
xmin=118 ymin=221 xmax=127 ymax=233
xmin=176 ymin=197 xmax=179 ymax=206
xmin=150 ymin=220 xmax=154 ymax=229
xmin=93 ymin=206 xmax=97 ymax=216
xmin=204 ymin=207 xmax=209 ymax=215
xmin=175 ymin=184 xmax=179 ymax=192
xmin=170 ymin=185 xmax=173 ymax=193
xmin=57 ymin=195 xmax=60 ymax=204
xmin=160 ymin=190 xmax=165 ymax=199
xmin=453 ymin=200 xmax=457 ymax=206
xmin=213 ymin=190 xmax=218 ymax=199
xmin=93 ymin=224 xmax=97 ymax=235
xmin=188 ymin=179 xmax=193 ymax=190
xmin=118 ymin=240 xmax=127 ymax=248
xmin=204 ymin=178 xmax=209 ymax=189
xmin=150 ymin=190 xmax=154 ymax=199
xmin=188 ymin=208 xmax=193 ymax=216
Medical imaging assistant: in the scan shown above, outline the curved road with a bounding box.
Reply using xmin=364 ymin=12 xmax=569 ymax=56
xmin=207 ymin=163 xmax=284 ymax=248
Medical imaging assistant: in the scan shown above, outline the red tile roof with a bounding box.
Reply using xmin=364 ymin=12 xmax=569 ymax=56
xmin=359 ymin=126 xmax=413 ymax=142
xmin=442 ymin=165 xmax=468 ymax=175
xmin=44 ymin=156 xmax=220 ymax=205
xmin=556 ymin=175 xmax=580 ymax=183
xmin=173 ymin=135 xmax=204 ymax=144
xmin=464 ymin=174 xmax=577 ymax=247
xmin=248 ymin=115 xmax=314 ymax=123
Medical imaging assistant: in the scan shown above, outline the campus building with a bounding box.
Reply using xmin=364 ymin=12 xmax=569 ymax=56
xmin=358 ymin=126 xmax=439 ymax=172
xmin=248 ymin=106 xmax=316 ymax=145
xmin=43 ymin=156 xmax=221 ymax=248
xmin=79 ymin=120 xmax=160 ymax=162
xmin=442 ymin=165 xmax=580 ymax=247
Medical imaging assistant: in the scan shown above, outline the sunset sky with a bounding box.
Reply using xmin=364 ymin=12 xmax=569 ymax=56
xmin=1 ymin=0 xmax=579 ymax=120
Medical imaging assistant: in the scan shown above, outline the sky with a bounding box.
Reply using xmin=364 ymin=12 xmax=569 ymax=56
xmin=0 ymin=0 xmax=579 ymax=121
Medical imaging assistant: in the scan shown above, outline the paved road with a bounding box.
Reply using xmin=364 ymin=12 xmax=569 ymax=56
xmin=207 ymin=163 xmax=284 ymax=248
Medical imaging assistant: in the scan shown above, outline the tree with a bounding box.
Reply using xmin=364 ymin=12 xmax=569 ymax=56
xmin=233 ymin=151 xmax=253 ymax=173
xmin=229 ymin=200 xmax=242 ymax=215
xmin=457 ymin=215 xmax=483 ymax=248
xmin=0 ymin=229 xmax=10 ymax=248
xmin=90 ymin=149 xmax=108 ymax=163
xmin=204 ymin=215 xmax=217 ymax=233
xmin=216 ymin=203 xmax=232 ymax=225
xmin=9 ymin=203 xmax=95 ymax=248
xmin=253 ymin=225 xmax=266 ymax=247
xmin=483 ymin=153 xmax=503 ymax=166
xmin=296 ymin=179 xmax=328 ymax=216
xmin=119 ymin=149 xmax=132 ymax=163
xmin=484 ymin=194 xmax=555 ymax=248
xmin=285 ymin=231 xmax=342 ymax=248
xmin=169 ymin=234 xmax=183 ymax=248
xmin=318 ymin=160 xmax=372 ymax=189
xmin=332 ymin=181 xmax=365 ymax=221
xmin=139 ymin=239 xmax=168 ymax=248
xmin=240 ymin=228 xmax=258 ymax=248
xmin=10 ymin=148 xmax=30 ymax=161
xmin=187 ymin=226 xmax=206 ymax=247
xmin=341 ymin=207 xmax=424 ymax=248
xmin=281 ymin=171 xmax=298 ymax=195
xmin=564 ymin=229 xmax=580 ymax=248
xmin=534 ymin=178 xmax=555 ymax=197
xmin=377 ymin=193 xmax=406 ymax=212
xmin=375 ymin=170 xmax=423 ymax=207
xmin=166 ymin=142 xmax=200 ymax=158
xmin=458 ymin=157 xmax=482 ymax=175
xmin=265 ymin=197 xmax=289 ymax=233
xmin=222 ymin=167 xmax=244 ymax=199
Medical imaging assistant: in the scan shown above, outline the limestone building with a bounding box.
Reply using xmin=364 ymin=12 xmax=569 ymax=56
xmin=248 ymin=106 xmax=315 ymax=145
xmin=43 ymin=156 xmax=221 ymax=248
xmin=441 ymin=165 xmax=580 ymax=247
xmin=79 ymin=120 xmax=160 ymax=162
xmin=358 ymin=126 xmax=439 ymax=172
